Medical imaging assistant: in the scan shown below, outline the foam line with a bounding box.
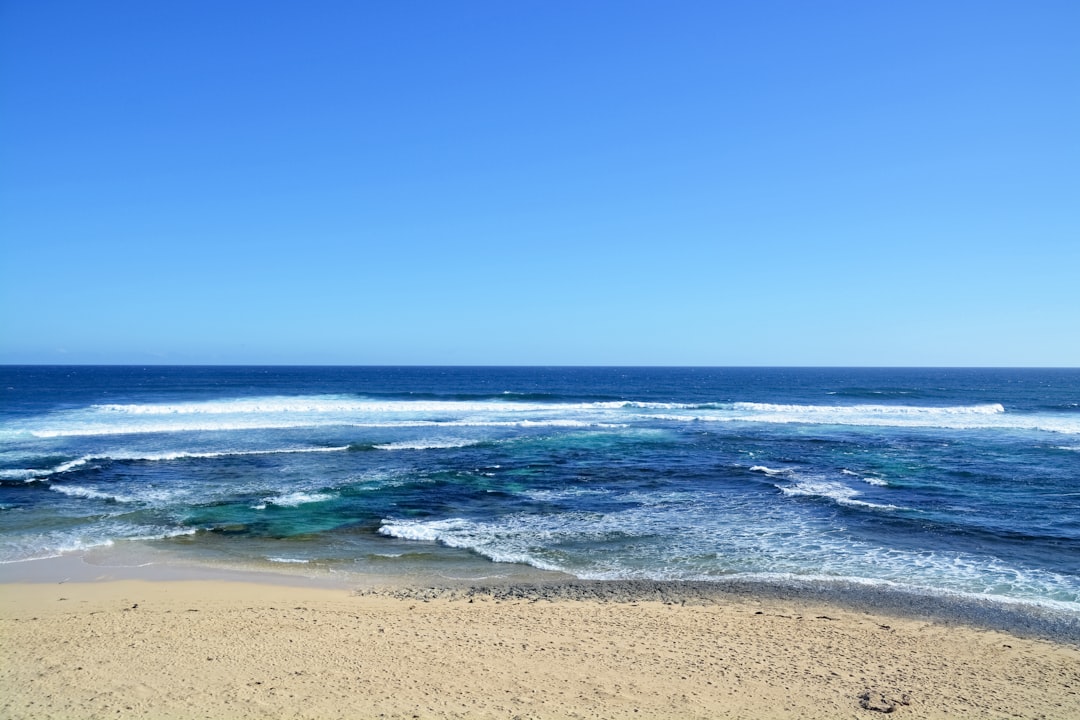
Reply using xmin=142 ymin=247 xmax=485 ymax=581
xmin=5 ymin=446 xmax=352 ymax=479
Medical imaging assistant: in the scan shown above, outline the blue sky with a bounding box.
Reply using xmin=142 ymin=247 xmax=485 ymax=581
xmin=2 ymin=1 xmax=1077 ymax=365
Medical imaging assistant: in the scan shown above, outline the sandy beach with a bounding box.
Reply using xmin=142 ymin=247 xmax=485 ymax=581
xmin=2 ymin=574 xmax=1078 ymax=720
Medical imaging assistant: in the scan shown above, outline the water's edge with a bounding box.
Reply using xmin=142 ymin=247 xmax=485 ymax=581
xmin=6 ymin=550 xmax=1078 ymax=646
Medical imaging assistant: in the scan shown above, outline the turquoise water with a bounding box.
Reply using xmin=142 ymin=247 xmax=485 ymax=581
xmin=1 ymin=366 xmax=1078 ymax=611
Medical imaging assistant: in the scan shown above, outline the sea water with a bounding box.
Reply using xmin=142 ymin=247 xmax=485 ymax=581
xmin=1 ymin=366 xmax=1078 ymax=613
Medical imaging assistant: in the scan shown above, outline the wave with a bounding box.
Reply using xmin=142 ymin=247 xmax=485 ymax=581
xmin=655 ymin=402 xmax=1080 ymax=434
xmin=20 ymin=418 xmax=622 ymax=438
xmin=376 ymin=509 xmax=1079 ymax=607
xmin=379 ymin=518 xmax=464 ymax=543
xmin=372 ymin=439 xmax=484 ymax=451
xmin=3 ymin=446 xmax=352 ymax=480
xmin=88 ymin=396 xmax=685 ymax=416
xmin=826 ymin=388 xmax=922 ymax=399
xmin=7 ymin=393 xmax=687 ymax=439
xmin=777 ymin=478 xmax=900 ymax=510
xmin=841 ymin=469 xmax=889 ymax=486
xmin=0 ymin=526 xmax=198 ymax=564
xmin=255 ymin=491 xmax=335 ymax=509
xmin=0 ymin=456 xmax=92 ymax=480
xmin=1041 ymin=402 xmax=1080 ymax=412
xmin=520 ymin=488 xmax=614 ymax=502
xmin=377 ymin=517 xmax=566 ymax=571
xmin=749 ymin=465 xmax=793 ymax=477
xmin=8 ymin=393 xmax=1080 ymax=439
xmin=49 ymin=484 xmax=175 ymax=504
xmin=734 ymin=401 xmax=1006 ymax=416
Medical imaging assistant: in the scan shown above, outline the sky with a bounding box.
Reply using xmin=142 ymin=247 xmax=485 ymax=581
xmin=1 ymin=1 xmax=1077 ymax=366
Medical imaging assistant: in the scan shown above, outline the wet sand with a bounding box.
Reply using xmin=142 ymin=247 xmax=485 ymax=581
xmin=2 ymin=574 xmax=1079 ymax=719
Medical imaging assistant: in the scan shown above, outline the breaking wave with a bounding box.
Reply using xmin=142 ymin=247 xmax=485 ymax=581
xmin=1 ymin=446 xmax=351 ymax=480
xmin=255 ymin=492 xmax=336 ymax=509
xmin=7 ymin=393 xmax=1079 ymax=439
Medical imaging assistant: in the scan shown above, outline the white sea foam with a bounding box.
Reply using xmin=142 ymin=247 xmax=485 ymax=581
xmin=259 ymin=492 xmax=335 ymax=508
xmin=373 ymin=439 xmax=482 ymax=451
xmin=49 ymin=485 xmax=121 ymax=501
xmin=377 ymin=517 xmax=566 ymax=571
xmin=734 ymin=402 xmax=1007 ymax=416
xmin=378 ymin=518 xmax=468 ymax=542
xmin=4 ymin=446 xmax=352 ymax=480
xmin=28 ymin=420 xmax=329 ymax=438
xmin=124 ymin=446 xmax=350 ymax=461
xmin=841 ymin=469 xmax=888 ymax=486
xmin=48 ymin=484 xmax=175 ymax=504
xmin=266 ymin=557 xmax=310 ymax=563
xmin=0 ymin=526 xmax=197 ymax=564
xmin=1 ymin=456 xmax=94 ymax=480
xmin=749 ymin=465 xmax=792 ymax=476
xmin=376 ymin=491 xmax=1079 ymax=606
xmin=520 ymin=488 xmax=614 ymax=502
xmin=91 ymin=397 xmax=691 ymax=415
xmin=25 ymin=418 xmax=620 ymax=438
xmin=684 ymin=572 xmax=1080 ymax=615
xmin=8 ymin=393 xmax=675 ymax=440
xmin=728 ymin=402 xmax=1074 ymax=434
xmin=619 ymin=401 xmax=699 ymax=410
xmin=778 ymin=478 xmax=900 ymax=510
xmin=0 ymin=468 xmax=51 ymax=480
xmin=779 ymin=478 xmax=859 ymax=502
xmin=0 ymin=537 xmax=116 ymax=563
xmin=20 ymin=393 xmax=1077 ymax=438
xmin=646 ymin=401 xmax=1080 ymax=434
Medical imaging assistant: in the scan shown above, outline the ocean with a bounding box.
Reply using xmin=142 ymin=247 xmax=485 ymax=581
xmin=2 ymin=366 xmax=1078 ymax=614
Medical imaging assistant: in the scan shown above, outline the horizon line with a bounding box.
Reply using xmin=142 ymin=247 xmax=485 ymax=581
xmin=2 ymin=363 xmax=1078 ymax=370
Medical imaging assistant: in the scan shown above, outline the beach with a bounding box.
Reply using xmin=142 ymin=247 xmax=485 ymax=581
xmin=3 ymin=367 xmax=1079 ymax=717
xmin=3 ymin=569 xmax=1079 ymax=719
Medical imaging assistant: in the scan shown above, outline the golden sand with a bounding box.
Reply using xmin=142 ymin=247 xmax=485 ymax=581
xmin=2 ymin=579 xmax=1078 ymax=719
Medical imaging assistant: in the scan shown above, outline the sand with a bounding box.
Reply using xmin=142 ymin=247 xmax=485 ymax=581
xmin=2 ymin=577 xmax=1079 ymax=719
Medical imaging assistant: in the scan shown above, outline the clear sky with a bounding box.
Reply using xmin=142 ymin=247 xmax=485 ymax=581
xmin=1 ymin=1 xmax=1077 ymax=366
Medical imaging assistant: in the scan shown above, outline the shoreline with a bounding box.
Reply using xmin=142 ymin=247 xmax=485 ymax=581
xmin=3 ymin=572 xmax=1080 ymax=719
xmin=5 ymin=552 xmax=1078 ymax=644
xmin=364 ymin=577 xmax=1080 ymax=646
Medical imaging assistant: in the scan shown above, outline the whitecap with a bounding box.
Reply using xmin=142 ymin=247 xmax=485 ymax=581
xmin=49 ymin=485 xmax=120 ymax=501
xmin=378 ymin=518 xmax=470 ymax=542
xmin=778 ymin=478 xmax=900 ymax=510
xmin=372 ymin=439 xmax=481 ymax=451
xmin=5 ymin=447 xmax=352 ymax=479
xmin=520 ymin=488 xmax=614 ymax=502
xmin=0 ymin=468 xmax=51 ymax=481
xmin=841 ymin=469 xmax=888 ymax=486
xmin=1 ymin=456 xmax=93 ymax=480
xmin=749 ymin=465 xmax=792 ymax=476
xmin=258 ymin=492 xmax=335 ymax=508
xmin=48 ymin=484 xmax=174 ymax=504
xmin=733 ymin=401 xmax=1007 ymax=416
xmin=721 ymin=402 xmax=1080 ymax=434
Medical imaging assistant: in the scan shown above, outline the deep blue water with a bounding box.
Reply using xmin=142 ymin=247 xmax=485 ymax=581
xmin=1 ymin=366 xmax=1078 ymax=610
